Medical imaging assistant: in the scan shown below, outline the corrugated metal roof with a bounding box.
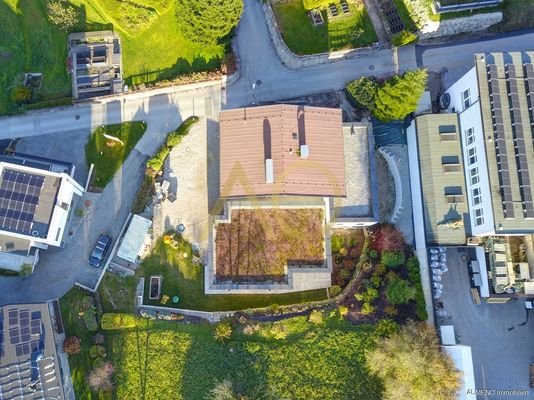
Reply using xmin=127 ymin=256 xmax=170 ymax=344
xmin=117 ymin=214 xmax=152 ymax=263
xmin=219 ymin=105 xmax=346 ymax=198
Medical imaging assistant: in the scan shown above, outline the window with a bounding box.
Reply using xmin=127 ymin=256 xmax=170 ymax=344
xmin=472 ymin=187 xmax=482 ymax=205
xmin=442 ymin=156 xmax=461 ymax=173
xmin=445 ymin=186 xmax=465 ymax=204
xmin=474 ymin=208 xmax=484 ymax=226
xmin=470 ymin=167 xmax=480 ymax=185
xmin=462 ymin=89 xmax=471 ymax=109
xmin=439 ymin=125 xmax=457 ymax=141
xmin=465 ymin=127 xmax=475 ymax=146
xmin=468 ymin=147 xmax=477 ymax=165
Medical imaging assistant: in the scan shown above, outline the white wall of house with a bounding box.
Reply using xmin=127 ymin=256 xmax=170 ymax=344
xmin=447 ymin=67 xmax=495 ymax=236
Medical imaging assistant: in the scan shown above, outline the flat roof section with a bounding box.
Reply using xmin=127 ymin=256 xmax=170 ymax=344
xmin=475 ymin=51 xmax=534 ymax=232
xmin=334 ymin=124 xmax=372 ymax=218
xmin=415 ymin=114 xmax=469 ymax=245
xmin=219 ymin=105 xmax=346 ymax=198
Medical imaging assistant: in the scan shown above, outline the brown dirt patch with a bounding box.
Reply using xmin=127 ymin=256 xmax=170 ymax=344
xmin=215 ymin=208 xmax=325 ymax=282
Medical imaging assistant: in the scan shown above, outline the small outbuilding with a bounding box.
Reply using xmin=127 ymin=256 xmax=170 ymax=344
xmin=117 ymin=214 xmax=152 ymax=264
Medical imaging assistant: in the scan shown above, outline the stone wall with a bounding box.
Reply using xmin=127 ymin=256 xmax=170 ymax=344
xmin=263 ymin=1 xmax=388 ymax=69
xmin=418 ymin=12 xmax=503 ymax=40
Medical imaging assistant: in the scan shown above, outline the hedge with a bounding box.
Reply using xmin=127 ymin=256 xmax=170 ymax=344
xmin=101 ymin=313 xmax=140 ymax=330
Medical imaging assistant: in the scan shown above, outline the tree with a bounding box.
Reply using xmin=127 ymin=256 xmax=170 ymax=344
xmin=386 ymin=276 xmax=416 ymax=305
xmin=214 ymin=322 xmax=232 ymax=343
xmin=372 ymin=223 xmax=406 ymax=252
xmin=381 ymin=250 xmax=406 ymax=268
xmin=47 ymin=0 xmax=79 ymax=31
xmin=175 ymin=0 xmax=243 ymax=45
xmin=373 ymin=69 xmax=428 ymax=122
xmin=63 ymin=336 xmax=81 ymax=355
xmin=345 ymin=77 xmax=378 ymax=111
xmin=87 ymin=362 xmax=115 ymax=392
xmin=367 ymin=321 xmax=461 ymax=400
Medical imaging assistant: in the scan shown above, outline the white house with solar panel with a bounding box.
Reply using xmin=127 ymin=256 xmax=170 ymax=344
xmin=0 ymin=156 xmax=83 ymax=273
xmin=408 ymin=51 xmax=534 ymax=301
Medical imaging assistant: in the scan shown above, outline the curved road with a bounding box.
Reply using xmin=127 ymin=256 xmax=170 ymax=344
xmin=1 ymin=0 xmax=534 ymax=304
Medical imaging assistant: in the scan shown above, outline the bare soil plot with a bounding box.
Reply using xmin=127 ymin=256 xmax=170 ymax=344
xmin=215 ymin=209 xmax=325 ymax=282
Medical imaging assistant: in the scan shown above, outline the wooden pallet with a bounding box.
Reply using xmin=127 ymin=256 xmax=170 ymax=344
xmin=471 ymin=288 xmax=481 ymax=305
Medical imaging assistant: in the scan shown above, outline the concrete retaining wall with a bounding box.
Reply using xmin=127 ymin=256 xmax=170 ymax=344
xmin=262 ymin=1 xmax=387 ymax=69
xmin=419 ymin=12 xmax=502 ymax=40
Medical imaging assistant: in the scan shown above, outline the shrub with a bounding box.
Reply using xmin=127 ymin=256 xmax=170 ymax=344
xmin=391 ymin=30 xmax=418 ymax=47
xmin=403 ymin=0 xmax=430 ymax=29
xmin=360 ymin=302 xmax=375 ymax=315
xmin=84 ymin=308 xmax=98 ymax=331
xmin=269 ymin=323 xmax=288 ymax=340
xmin=355 ymin=287 xmax=379 ymax=303
xmin=384 ymin=305 xmax=398 ymax=317
xmin=372 ymin=223 xmax=406 ymax=251
xmin=175 ymin=0 xmax=243 ymax=45
xmin=87 ymin=362 xmax=115 ymax=392
xmin=131 ymin=174 xmax=155 ymax=213
xmin=374 ymin=319 xmax=400 ymax=338
xmin=47 ymin=0 xmax=79 ymax=31
xmin=19 ymin=263 xmax=33 ymax=276
xmin=242 ymin=324 xmax=259 ymax=336
xmin=331 ymin=234 xmax=344 ymax=254
xmin=381 ymin=251 xmax=406 ymax=268
xmin=89 ymin=345 xmax=107 ymax=359
xmin=329 ymin=285 xmax=342 ymax=297
xmin=369 ymin=249 xmax=378 ymax=259
xmin=269 ymin=303 xmax=280 ymax=314
xmin=208 ymin=379 xmax=237 ymax=400
xmin=161 ymin=295 xmax=170 ymax=305
xmin=11 ymin=85 xmax=31 ymax=104
xmin=63 ymin=336 xmax=81 ymax=355
xmin=308 ymin=310 xmax=324 ymax=324
xmin=386 ymin=277 xmax=416 ymax=305
xmin=214 ymin=322 xmax=232 ymax=343
xmin=406 ymin=256 xmax=420 ymax=283
xmin=345 ymin=77 xmax=378 ymax=111
xmin=415 ymin=283 xmax=428 ymax=320
xmin=101 ymin=313 xmax=138 ymax=330
xmin=338 ymin=305 xmax=349 ymax=318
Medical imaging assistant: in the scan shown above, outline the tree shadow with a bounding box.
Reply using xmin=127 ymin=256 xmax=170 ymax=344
xmin=75 ymin=4 xmax=114 ymax=33
xmin=125 ymin=55 xmax=222 ymax=87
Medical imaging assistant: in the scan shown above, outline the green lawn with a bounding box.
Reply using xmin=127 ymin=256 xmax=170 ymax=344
xmin=60 ymin=288 xmax=385 ymax=400
xmin=0 ymin=0 xmax=225 ymax=115
xmin=110 ymin=317 xmax=382 ymax=399
xmin=85 ymin=121 xmax=146 ymax=188
xmin=98 ymin=235 xmax=328 ymax=314
xmin=273 ymin=0 xmax=377 ymax=55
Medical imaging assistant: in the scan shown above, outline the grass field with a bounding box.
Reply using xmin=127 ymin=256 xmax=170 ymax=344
xmin=98 ymin=234 xmax=328 ymax=313
xmin=0 ymin=0 xmax=225 ymax=115
xmin=215 ymin=209 xmax=325 ymax=281
xmin=59 ymin=289 xmax=384 ymax=400
xmin=273 ymin=0 xmax=377 ymax=55
xmin=85 ymin=121 xmax=147 ymax=188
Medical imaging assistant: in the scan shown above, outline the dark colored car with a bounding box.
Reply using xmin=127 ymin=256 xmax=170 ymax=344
xmin=89 ymin=234 xmax=112 ymax=267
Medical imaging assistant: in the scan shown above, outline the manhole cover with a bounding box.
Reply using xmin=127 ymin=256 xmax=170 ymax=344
xmin=369 ymin=65 xmax=375 ymax=71
xmin=255 ymin=79 xmax=262 ymax=86
xmin=75 ymin=115 xmax=80 ymax=120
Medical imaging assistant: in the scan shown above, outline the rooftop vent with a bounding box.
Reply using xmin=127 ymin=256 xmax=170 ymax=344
xmin=265 ymin=159 xmax=274 ymax=183
xmin=300 ymin=145 xmax=309 ymax=159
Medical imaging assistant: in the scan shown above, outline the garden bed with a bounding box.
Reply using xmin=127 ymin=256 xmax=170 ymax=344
xmin=215 ymin=209 xmax=325 ymax=283
xmin=331 ymin=229 xmax=366 ymax=288
xmin=272 ymin=0 xmax=377 ymax=55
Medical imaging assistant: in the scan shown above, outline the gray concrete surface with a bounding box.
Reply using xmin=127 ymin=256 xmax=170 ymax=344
xmin=438 ymin=248 xmax=534 ymax=397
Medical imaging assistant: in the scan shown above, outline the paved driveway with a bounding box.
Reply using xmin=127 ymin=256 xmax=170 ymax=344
xmin=438 ymin=248 xmax=534 ymax=397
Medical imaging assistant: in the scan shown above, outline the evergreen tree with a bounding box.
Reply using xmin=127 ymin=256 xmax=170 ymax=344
xmin=175 ymin=0 xmax=243 ymax=45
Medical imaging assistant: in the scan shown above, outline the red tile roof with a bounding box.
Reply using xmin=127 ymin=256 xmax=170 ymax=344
xmin=220 ymin=105 xmax=346 ymax=198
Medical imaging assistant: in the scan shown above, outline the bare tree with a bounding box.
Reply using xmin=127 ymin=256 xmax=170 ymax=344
xmin=87 ymin=362 xmax=115 ymax=392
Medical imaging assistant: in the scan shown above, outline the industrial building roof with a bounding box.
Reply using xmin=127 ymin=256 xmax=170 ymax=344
xmin=219 ymin=105 xmax=346 ymax=198
xmin=475 ymin=52 xmax=534 ymax=232
xmin=414 ymin=114 xmax=469 ymax=245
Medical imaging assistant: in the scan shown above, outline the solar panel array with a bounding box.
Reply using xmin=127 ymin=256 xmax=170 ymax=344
xmin=507 ymin=64 xmax=534 ymax=219
xmin=526 ymin=64 xmax=534 ymax=128
xmin=488 ymin=64 xmax=515 ymax=218
xmin=0 ymin=168 xmax=45 ymax=234
xmin=5 ymin=308 xmax=43 ymax=358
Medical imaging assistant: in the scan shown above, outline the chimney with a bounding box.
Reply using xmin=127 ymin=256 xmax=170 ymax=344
xmin=300 ymin=145 xmax=309 ymax=159
xmin=265 ymin=159 xmax=274 ymax=183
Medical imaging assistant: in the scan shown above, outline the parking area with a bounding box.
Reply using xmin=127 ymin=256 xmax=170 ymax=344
xmin=436 ymin=248 xmax=534 ymax=396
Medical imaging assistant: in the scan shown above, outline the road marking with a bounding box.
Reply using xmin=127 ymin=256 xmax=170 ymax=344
xmin=481 ymin=363 xmax=488 ymax=400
